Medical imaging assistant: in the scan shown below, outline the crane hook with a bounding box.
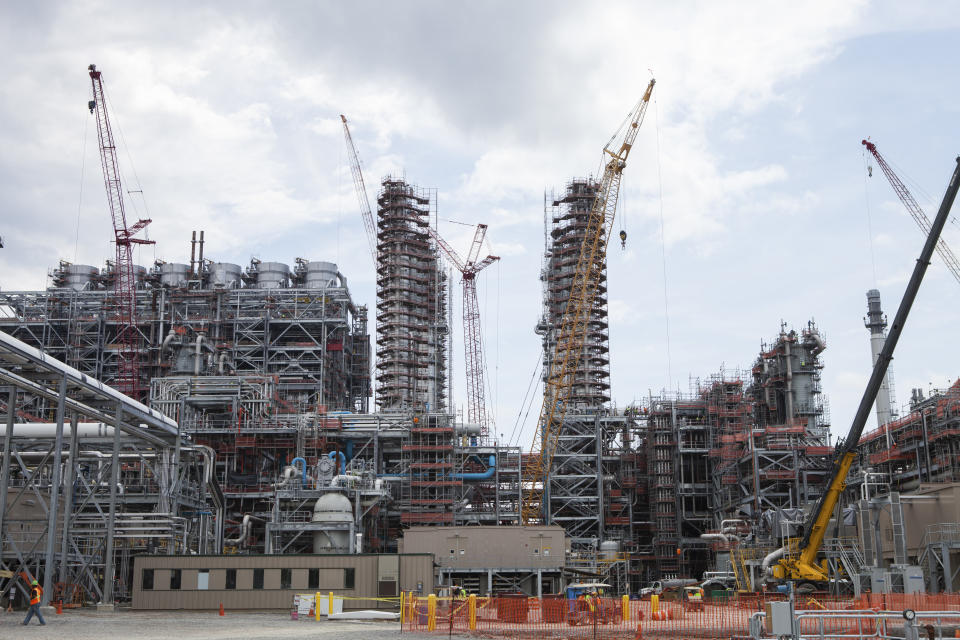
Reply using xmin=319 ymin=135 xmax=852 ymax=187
xmin=868 ymin=165 xmax=873 ymax=178
xmin=619 ymin=229 xmax=627 ymax=249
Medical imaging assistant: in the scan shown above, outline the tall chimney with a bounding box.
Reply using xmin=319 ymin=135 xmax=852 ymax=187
xmin=865 ymin=289 xmax=895 ymax=439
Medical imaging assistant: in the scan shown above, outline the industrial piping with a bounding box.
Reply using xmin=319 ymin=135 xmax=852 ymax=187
xmin=450 ymin=455 xmax=496 ymax=480
xmin=328 ymin=450 xmax=346 ymax=475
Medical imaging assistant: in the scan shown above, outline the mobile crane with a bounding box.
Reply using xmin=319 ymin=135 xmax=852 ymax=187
xmin=771 ymin=151 xmax=960 ymax=584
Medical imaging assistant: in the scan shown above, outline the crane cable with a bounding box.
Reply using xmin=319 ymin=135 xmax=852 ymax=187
xmin=74 ymin=114 xmax=90 ymax=263
xmin=861 ymin=147 xmax=879 ymax=286
xmin=654 ymin=91 xmax=673 ymax=392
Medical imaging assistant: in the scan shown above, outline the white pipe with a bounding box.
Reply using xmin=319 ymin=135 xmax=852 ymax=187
xmin=161 ymin=329 xmax=178 ymax=354
xmin=194 ymin=335 xmax=205 ymax=376
xmin=0 ymin=422 xmax=115 ymax=438
xmin=224 ymin=514 xmax=254 ymax=546
xmin=762 ymin=546 xmax=787 ymax=576
xmin=700 ymin=533 xmax=729 ymax=543
xmin=331 ymin=474 xmax=360 ymax=488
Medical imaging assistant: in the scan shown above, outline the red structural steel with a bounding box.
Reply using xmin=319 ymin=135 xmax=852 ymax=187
xmin=88 ymin=64 xmax=154 ymax=399
xmin=429 ymin=225 xmax=499 ymax=435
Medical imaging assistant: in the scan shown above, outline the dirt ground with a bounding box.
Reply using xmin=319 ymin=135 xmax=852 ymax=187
xmin=0 ymin=607 xmax=465 ymax=640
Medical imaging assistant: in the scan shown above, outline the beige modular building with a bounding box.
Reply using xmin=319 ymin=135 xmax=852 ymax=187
xmin=401 ymin=525 xmax=568 ymax=596
xmin=132 ymin=553 xmax=434 ymax=610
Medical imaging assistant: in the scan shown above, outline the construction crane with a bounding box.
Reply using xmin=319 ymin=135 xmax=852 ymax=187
xmin=863 ymin=139 xmax=960 ymax=285
xmin=772 ymin=152 xmax=960 ymax=585
xmin=521 ymin=78 xmax=655 ymax=525
xmin=341 ymin=115 xmax=378 ymax=268
xmin=87 ymin=64 xmax=155 ymax=399
xmin=428 ymin=225 xmax=499 ymax=435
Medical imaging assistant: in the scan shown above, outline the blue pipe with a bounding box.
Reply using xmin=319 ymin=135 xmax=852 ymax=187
xmin=328 ymin=450 xmax=346 ymax=475
xmin=291 ymin=457 xmax=307 ymax=484
xmin=450 ymin=455 xmax=496 ymax=480
xmin=345 ymin=440 xmax=354 ymax=462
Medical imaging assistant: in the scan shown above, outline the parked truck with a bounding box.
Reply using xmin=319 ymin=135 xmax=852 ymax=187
xmin=640 ymin=578 xmax=698 ymax=598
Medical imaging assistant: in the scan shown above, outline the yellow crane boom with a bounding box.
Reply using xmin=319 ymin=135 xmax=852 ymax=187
xmin=521 ymin=79 xmax=655 ymax=524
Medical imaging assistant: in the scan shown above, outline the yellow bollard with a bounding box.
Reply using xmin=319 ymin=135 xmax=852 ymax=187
xmin=622 ymin=594 xmax=630 ymax=622
xmin=468 ymin=594 xmax=477 ymax=630
xmin=329 ymin=591 xmax=334 ymax=615
xmin=400 ymin=591 xmax=406 ymax=624
xmin=427 ymin=593 xmax=437 ymax=631
xmin=651 ymin=594 xmax=659 ymax=615
xmin=315 ymin=592 xmax=321 ymax=621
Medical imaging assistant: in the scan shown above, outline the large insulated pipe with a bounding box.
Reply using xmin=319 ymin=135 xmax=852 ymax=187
xmin=762 ymin=547 xmax=787 ymax=577
xmin=0 ymin=422 xmax=115 ymax=438
xmin=864 ymin=289 xmax=894 ymax=435
xmin=291 ymin=457 xmax=308 ymax=484
xmin=450 ymin=455 xmax=496 ymax=480
xmin=194 ymin=335 xmax=205 ymax=375
xmin=328 ymin=450 xmax=346 ymax=475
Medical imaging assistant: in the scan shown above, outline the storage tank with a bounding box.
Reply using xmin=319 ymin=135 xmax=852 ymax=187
xmin=160 ymin=263 xmax=191 ymax=288
xmin=599 ymin=540 xmax=620 ymax=560
xmin=209 ymin=262 xmax=242 ymax=288
xmin=305 ymin=261 xmax=338 ymax=289
xmin=311 ymin=492 xmax=353 ymax=553
xmin=61 ymin=264 xmax=99 ymax=291
xmin=257 ymin=262 xmax=289 ymax=289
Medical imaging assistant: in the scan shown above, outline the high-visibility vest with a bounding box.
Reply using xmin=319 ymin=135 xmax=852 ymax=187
xmin=30 ymin=586 xmax=42 ymax=605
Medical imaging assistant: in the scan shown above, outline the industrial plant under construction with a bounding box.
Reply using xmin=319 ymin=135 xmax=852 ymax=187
xmin=0 ymin=66 xmax=958 ymax=636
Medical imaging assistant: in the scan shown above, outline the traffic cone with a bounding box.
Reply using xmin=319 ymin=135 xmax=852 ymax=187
xmin=219 ymin=602 xmax=224 ymax=616
xmin=56 ymin=601 xmax=63 ymax=615
xmin=953 ymin=628 xmax=959 ymax=638
xmin=633 ymin=620 xmax=642 ymax=639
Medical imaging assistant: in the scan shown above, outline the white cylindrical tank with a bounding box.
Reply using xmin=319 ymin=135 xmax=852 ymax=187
xmin=305 ymin=261 xmax=338 ymax=289
xmin=257 ymin=262 xmax=289 ymax=289
xmin=61 ymin=265 xmax=99 ymax=291
xmin=312 ymin=492 xmax=353 ymax=554
xmin=209 ymin=263 xmax=242 ymax=288
xmin=160 ymin=263 xmax=191 ymax=288
xmin=599 ymin=540 xmax=619 ymax=560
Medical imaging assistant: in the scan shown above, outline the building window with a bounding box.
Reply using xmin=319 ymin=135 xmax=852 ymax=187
xmin=281 ymin=568 xmax=292 ymax=589
xmin=142 ymin=569 xmax=154 ymax=591
xmin=308 ymin=568 xmax=319 ymax=590
xmin=170 ymin=569 xmax=182 ymax=590
xmin=253 ymin=569 xmax=264 ymax=590
xmin=344 ymin=568 xmax=355 ymax=589
xmin=225 ymin=569 xmax=236 ymax=590
xmin=198 ymin=569 xmax=209 ymax=590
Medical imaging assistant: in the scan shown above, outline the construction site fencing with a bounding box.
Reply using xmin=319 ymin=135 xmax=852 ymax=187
xmin=400 ymin=593 xmax=960 ymax=639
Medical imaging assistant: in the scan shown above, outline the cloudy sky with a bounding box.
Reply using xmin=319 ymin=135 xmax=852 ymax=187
xmin=2 ymin=1 xmax=959 ymax=448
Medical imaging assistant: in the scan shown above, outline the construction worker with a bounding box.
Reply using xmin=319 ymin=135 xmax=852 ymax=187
xmin=457 ymin=585 xmax=467 ymax=600
xmin=22 ymin=578 xmax=45 ymax=626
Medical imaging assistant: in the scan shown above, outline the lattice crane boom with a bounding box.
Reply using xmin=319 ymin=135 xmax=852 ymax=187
xmin=428 ymin=225 xmax=499 ymax=434
xmin=863 ymin=139 xmax=960 ymax=285
xmin=341 ymin=115 xmax=378 ymax=268
xmin=88 ymin=64 xmax=154 ymax=399
xmin=521 ymin=78 xmax=655 ymax=525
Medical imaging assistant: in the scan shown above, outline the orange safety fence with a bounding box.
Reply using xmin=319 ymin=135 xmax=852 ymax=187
xmin=402 ymin=593 xmax=960 ymax=639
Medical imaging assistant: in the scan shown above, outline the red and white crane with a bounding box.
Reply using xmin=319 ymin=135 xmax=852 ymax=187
xmin=863 ymin=139 xmax=960 ymax=285
xmin=88 ymin=64 xmax=154 ymax=399
xmin=341 ymin=115 xmax=378 ymax=268
xmin=429 ymin=225 xmax=499 ymax=435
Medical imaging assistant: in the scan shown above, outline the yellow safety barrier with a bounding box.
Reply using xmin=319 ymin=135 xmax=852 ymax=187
xmin=622 ymin=594 xmax=630 ymax=622
xmin=315 ymin=592 xmax=321 ymax=621
xmin=328 ymin=591 xmax=334 ymax=615
xmin=427 ymin=594 xmax=437 ymax=631
xmin=400 ymin=591 xmax=406 ymax=623
xmin=650 ymin=594 xmax=659 ymax=614
xmin=468 ymin=594 xmax=477 ymax=630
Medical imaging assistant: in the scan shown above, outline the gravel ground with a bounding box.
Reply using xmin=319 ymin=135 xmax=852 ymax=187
xmin=0 ymin=608 xmax=468 ymax=640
